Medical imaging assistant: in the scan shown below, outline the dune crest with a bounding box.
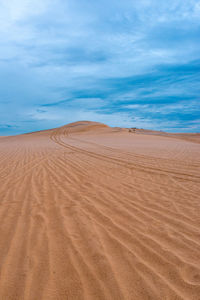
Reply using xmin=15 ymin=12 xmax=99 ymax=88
xmin=0 ymin=121 xmax=200 ymax=299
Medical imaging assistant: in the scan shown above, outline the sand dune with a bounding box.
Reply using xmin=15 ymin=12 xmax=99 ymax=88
xmin=0 ymin=121 xmax=200 ymax=299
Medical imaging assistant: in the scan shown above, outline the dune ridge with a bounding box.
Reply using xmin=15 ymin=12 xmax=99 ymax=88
xmin=0 ymin=121 xmax=200 ymax=299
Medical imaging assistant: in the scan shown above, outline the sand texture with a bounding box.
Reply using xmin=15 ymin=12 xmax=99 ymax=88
xmin=0 ymin=121 xmax=200 ymax=300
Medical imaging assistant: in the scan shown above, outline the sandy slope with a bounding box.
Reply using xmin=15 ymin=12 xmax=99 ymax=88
xmin=0 ymin=121 xmax=200 ymax=300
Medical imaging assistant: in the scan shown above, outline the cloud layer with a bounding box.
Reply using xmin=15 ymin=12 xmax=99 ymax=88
xmin=0 ymin=0 xmax=200 ymax=134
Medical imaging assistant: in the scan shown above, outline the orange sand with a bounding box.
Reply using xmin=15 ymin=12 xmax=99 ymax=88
xmin=0 ymin=121 xmax=200 ymax=299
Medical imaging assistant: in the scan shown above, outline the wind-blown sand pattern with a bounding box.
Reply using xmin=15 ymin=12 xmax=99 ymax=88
xmin=0 ymin=121 xmax=200 ymax=300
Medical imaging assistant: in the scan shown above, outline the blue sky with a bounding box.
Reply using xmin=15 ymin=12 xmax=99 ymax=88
xmin=0 ymin=0 xmax=200 ymax=135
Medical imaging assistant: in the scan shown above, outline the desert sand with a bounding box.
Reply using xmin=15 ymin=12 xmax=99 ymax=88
xmin=0 ymin=120 xmax=200 ymax=300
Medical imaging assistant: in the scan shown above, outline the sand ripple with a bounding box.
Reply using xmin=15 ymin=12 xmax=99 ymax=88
xmin=0 ymin=121 xmax=200 ymax=299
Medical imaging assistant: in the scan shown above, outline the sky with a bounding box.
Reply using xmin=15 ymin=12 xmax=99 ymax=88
xmin=0 ymin=0 xmax=200 ymax=135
